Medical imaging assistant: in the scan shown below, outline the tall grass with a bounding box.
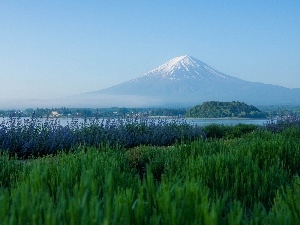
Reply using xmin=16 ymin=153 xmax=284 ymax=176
xmin=0 ymin=126 xmax=300 ymax=224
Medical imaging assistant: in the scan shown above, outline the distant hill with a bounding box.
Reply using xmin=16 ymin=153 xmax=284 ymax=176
xmin=81 ymin=55 xmax=300 ymax=107
xmin=186 ymin=101 xmax=266 ymax=118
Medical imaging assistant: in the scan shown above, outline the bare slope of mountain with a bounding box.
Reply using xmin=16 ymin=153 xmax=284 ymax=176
xmin=88 ymin=55 xmax=300 ymax=106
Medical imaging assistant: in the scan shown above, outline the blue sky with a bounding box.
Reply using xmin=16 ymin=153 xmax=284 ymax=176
xmin=1 ymin=1 xmax=299 ymax=103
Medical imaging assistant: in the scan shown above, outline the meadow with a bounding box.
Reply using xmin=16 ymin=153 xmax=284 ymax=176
xmin=0 ymin=116 xmax=300 ymax=224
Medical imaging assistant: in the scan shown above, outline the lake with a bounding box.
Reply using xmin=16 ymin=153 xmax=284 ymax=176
xmin=1 ymin=117 xmax=267 ymax=127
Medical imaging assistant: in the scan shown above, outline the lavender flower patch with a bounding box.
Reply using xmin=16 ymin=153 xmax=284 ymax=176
xmin=0 ymin=116 xmax=205 ymax=158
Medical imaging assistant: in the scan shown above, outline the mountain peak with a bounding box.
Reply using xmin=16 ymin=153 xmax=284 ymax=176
xmin=140 ymin=55 xmax=228 ymax=81
xmin=142 ymin=55 xmax=202 ymax=79
xmin=166 ymin=55 xmax=192 ymax=66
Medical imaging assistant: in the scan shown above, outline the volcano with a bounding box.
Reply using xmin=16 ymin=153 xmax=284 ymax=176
xmin=86 ymin=55 xmax=300 ymax=107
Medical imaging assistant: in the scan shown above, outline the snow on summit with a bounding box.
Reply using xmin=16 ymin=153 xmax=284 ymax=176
xmin=141 ymin=55 xmax=228 ymax=80
xmin=145 ymin=55 xmax=199 ymax=77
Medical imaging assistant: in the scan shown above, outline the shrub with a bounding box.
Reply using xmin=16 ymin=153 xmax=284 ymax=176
xmin=203 ymin=124 xmax=257 ymax=139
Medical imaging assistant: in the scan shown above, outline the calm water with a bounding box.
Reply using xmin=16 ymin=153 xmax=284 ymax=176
xmin=1 ymin=117 xmax=267 ymax=127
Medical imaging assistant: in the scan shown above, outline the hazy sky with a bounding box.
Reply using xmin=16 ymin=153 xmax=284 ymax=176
xmin=1 ymin=1 xmax=300 ymax=102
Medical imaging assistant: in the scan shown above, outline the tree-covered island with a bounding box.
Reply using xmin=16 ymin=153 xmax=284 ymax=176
xmin=186 ymin=101 xmax=266 ymax=118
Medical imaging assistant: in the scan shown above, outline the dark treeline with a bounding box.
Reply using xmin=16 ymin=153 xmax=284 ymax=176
xmin=1 ymin=103 xmax=300 ymax=118
xmin=258 ymin=105 xmax=300 ymax=118
xmin=0 ymin=107 xmax=187 ymax=118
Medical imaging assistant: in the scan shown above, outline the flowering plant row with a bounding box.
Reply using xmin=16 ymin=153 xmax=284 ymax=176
xmin=0 ymin=116 xmax=205 ymax=157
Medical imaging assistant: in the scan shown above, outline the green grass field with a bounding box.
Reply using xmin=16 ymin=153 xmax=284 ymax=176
xmin=1 ymin=126 xmax=300 ymax=224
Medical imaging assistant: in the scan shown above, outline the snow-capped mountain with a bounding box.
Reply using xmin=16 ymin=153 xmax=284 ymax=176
xmin=95 ymin=55 xmax=239 ymax=97
xmin=87 ymin=55 xmax=300 ymax=107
